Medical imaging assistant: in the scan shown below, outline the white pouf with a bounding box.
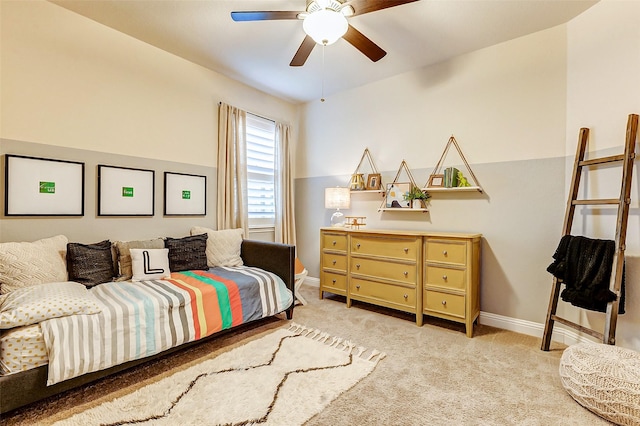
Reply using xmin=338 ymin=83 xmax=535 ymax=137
xmin=559 ymin=343 xmax=640 ymax=426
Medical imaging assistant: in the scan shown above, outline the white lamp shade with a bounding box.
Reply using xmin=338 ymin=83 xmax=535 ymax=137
xmin=303 ymin=9 xmax=348 ymax=45
xmin=325 ymin=187 xmax=351 ymax=209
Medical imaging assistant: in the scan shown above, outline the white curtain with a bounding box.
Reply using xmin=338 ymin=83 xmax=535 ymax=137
xmin=275 ymin=122 xmax=296 ymax=246
xmin=217 ymin=103 xmax=249 ymax=236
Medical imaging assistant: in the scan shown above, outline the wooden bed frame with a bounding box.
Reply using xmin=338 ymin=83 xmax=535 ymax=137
xmin=0 ymin=239 xmax=296 ymax=414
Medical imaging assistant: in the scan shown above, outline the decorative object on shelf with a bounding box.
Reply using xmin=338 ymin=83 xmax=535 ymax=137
xmin=345 ymin=216 xmax=366 ymax=229
xmin=385 ymin=182 xmax=411 ymax=208
xmin=404 ymin=185 xmax=431 ymax=209
xmin=324 ymin=187 xmax=351 ymax=227
xmin=426 ymin=136 xmax=483 ymax=192
xmin=428 ymin=174 xmax=444 ymax=188
xmin=349 ymin=173 xmax=365 ymax=190
xmin=349 ymin=148 xmax=384 ymax=193
xmin=378 ymin=160 xmax=428 ymax=212
xmin=366 ymin=173 xmax=381 ymax=190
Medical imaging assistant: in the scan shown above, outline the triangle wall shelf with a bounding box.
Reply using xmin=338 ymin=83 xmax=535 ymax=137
xmin=425 ymin=136 xmax=484 ymax=193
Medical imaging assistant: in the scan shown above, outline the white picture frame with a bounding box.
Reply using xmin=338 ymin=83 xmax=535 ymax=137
xmin=164 ymin=172 xmax=206 ymax=216
xmin=98 ymin=165 xmax=155 ymax=216
xmin=4 ymin=154 xmax=85 ymax=216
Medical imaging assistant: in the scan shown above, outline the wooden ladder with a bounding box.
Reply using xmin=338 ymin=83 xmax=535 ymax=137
xmin=541 ymin=113 xmax=638 ymax=350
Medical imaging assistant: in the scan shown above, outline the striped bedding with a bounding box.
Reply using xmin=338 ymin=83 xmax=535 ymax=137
xmin=40 ymin=266 xmax=292 ymax=385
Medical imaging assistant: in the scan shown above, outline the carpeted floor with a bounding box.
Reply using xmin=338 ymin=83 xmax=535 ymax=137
xmin=2 ymin=284 xmax=607 ymax=425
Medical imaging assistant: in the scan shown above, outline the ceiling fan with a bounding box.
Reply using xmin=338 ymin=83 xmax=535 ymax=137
xmin=231 ymin=0 xmax=419 ymax=67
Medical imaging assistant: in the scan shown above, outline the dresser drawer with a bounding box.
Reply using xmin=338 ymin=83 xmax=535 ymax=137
xmin=351 ymin=235 xmax=420 ymax=260
xmin=425 ymin=240 xmax=466 ymax=265
xmin=322 ymin=253 xmax=347 ymax=271
xmin=321 ymin=271 xmax=347 ymax=293
xmin=351 ymin=257 xmax=416 ymax=285
xmin=425 ymin=265 xmax=466 ymax=290
xmin=424 ymin=290 xmax=465 ymax=319
xmin=322 ymin=233 xmax=347 ymax=252
xmin=351 ymin=278 xmax=416 ymax=309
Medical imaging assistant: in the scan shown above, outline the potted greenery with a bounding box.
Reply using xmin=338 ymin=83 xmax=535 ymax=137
xmin=404 ymin=186 xmax=431 ymax=209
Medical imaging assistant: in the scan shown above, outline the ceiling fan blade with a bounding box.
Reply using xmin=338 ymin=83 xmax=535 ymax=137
xmin=347 ymin=0 xmax=420 ymax=16
xmin=342 ymin=25 xmax=386 ymax=62
xmin=231 ymin=11 xmax=301 ymax=21
xmin=290 ymin=36 xmax=316 ymax=67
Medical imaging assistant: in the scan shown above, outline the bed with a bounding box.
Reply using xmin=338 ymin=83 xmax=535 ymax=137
xmin=0 ymin=233 xmax=295 ymax=414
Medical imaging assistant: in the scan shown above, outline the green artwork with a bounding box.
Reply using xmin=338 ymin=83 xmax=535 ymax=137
xmin=182 ymin=190 xmax=191 ymax=200
xmin=39 ymin=181 xmax=55 ymax=194
xmin=122 ymin=187 xmax=134 ymax=197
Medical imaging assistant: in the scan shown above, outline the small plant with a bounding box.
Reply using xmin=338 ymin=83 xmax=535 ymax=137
xmin=404 ymin=186 xmax=431 ymax=201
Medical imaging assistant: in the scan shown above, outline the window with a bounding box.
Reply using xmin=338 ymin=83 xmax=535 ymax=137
xmin=246 ymin=113 xmax=276 ymax=228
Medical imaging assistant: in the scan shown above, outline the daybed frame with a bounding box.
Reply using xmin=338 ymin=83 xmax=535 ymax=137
xmin=0 ymin=240 xmax=295 ymax=414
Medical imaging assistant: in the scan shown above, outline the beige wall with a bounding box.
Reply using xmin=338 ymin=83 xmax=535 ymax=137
xmin=1 ymin=0 xmax=299 ymax=243
xmin=295 ymin=1 xmax=640 ymax=350
xmin=0 ymin=0 xmax=297 ymax=166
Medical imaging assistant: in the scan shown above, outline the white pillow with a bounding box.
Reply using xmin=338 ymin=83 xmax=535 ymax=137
xmin=0 ymin=281 xmax=102 ymax=329
xmin=190 ymin=226 xmax=244 ymax=267
xmin=0 ymin=235 xmax=69 ymax=294
xmin=130 ymin=248 xmax=172 ymax=281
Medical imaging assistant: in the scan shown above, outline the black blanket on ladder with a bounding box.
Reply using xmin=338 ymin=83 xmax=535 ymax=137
xmin=547 ymin=235 xmax=625 ymax=314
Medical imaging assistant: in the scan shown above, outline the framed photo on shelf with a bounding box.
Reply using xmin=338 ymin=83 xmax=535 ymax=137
xmin=98 ymin=165 xmax=155 ymax=216
xmin=366 ymin=173 xmax=381 ymax=190
xmin=4 ymin=154 xmax=85 ymax=216
xmin=164 ymin=172 xmax=206 ymax=216
xmin=385 ymin=182 xmax=411 ymax=208
xmin=428 ymin=174 xmax=445 ymax=188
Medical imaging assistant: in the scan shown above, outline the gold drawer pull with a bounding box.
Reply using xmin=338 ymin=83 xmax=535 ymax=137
xmin=403 ymin=248 xmax=409 ymax=253
xmin=443 ymin=250 xmax=448 ymax=256
xmin=356 ymin=264 xmax=361 ymax=269
xmin=442 ymin=300 xmax=447 ymax=306
xmin=404 ymin=294 xmax=409 ymax=299
xmin=442 ymin=275 xmax=448 ymax=281
xmin=356 ymin=243 xmax=361 ymax=249
xmin=332 ymin=260 xmax=337 ymax=265
xmin=332 ymin=279 xmax=337 ymax=284
xmin=332 ymin=240 xmax=337 ymax=246
xmin=356 ymin=285 xmax=360 ymax=290
xmin=403 ymin=271 xmax=408 ymax=277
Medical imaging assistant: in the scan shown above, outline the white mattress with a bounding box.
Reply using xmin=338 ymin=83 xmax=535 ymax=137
xmin=0 ymin=324 xmax=48 ymax=375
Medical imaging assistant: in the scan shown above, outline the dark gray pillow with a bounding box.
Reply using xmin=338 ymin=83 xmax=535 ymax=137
xmin=67 ymin=240 xmax=115 ymax=287
xmin=164 ymin=234 xmax=208 ymax=272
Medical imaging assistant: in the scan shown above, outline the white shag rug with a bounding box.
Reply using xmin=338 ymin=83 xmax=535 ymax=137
xmin=53 ymin=323 xmax=385 ymax=426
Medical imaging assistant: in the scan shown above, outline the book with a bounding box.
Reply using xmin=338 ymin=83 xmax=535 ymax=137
xmin=444 ymin=167 xmax=459 ymax=188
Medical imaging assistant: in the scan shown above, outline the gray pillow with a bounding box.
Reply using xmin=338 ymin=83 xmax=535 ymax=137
xmin=66 ymin=240 xmax=115 ymax=287
xmin=164 ymin=234 xmax=209 ymax=272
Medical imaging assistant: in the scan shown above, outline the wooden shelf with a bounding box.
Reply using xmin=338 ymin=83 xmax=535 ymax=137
xmin=351 ymin=189 xmax=385 ymax=194
xmin=424 ymin=186 xmax=483 ymax=193
xmin=378 ymin=208 xmax=429 ymax=212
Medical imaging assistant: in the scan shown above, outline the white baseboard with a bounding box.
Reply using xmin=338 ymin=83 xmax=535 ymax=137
xmin=478 ymin=311 xmax=593 ymax=346
xmin=302 ymin=276 xmax=590 ymax=346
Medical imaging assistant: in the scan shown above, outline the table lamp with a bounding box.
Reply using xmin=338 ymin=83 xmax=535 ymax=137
xmin=325 ymin=187 xmax=351 ymax=227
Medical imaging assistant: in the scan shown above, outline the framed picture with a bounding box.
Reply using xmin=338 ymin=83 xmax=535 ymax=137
xmin=164 ymin=172 xmax=206 ymax=216
xmin=98 ymin=165 xmax=154 ymax=216
xmin=4 ymin=154 xmax=84 ymax=216
xmin=428 ymin=174 xmax=445 ymax=188
xmin=385 ymin=182 xmax=411 ymax=208
xmin=366 ymin=173 xmax=382 ymax=190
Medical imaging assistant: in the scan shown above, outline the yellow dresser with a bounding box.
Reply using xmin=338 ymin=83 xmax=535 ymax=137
xmin=320 ymin=228 xmax=481 ymax=336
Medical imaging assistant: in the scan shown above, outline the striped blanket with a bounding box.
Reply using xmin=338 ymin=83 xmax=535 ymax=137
xmin=40 ymin=267 xmax=292 ymax=385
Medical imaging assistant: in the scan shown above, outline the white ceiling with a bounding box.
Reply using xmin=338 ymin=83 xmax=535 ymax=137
xmin=49 ymin=0 xmax=598 ymax=104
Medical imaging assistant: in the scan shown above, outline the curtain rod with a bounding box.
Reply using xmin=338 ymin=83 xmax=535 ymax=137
xmin=218 ymin=101 xmax=275 ymax=124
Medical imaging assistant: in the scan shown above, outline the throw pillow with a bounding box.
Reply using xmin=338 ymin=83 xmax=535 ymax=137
xmin=0 ymin=235 xmax=69 ymax=295
xmin=67 ymin=240 xmax=115 ymax=287
xmin=190 ymin=226 xmax=244 ymax=267
xmin=164 ymin=234 xmax=208 ymax=272
xmin=0 ymin=281 xmax=103 ymax=329
xmin=114 ymin=238 xmax=165 ymax=281
xmin=130 ymin=248 xmax=171 ymax=281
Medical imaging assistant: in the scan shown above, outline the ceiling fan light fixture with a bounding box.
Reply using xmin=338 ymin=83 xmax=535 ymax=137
xmin=303 ymin=9 xmax=348 ymax=45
